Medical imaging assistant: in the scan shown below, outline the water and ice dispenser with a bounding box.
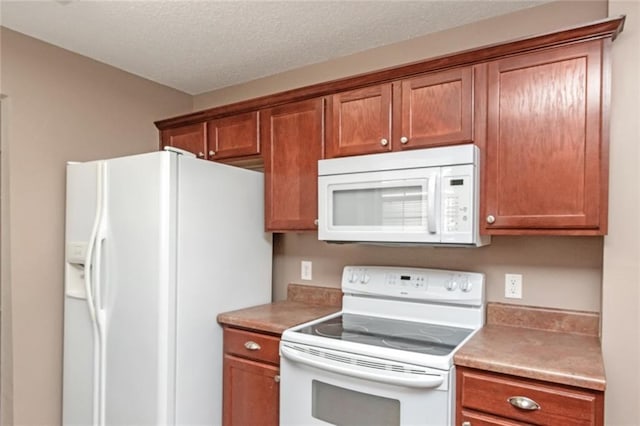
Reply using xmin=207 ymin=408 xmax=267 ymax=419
xmin=65 ymin=242 xmax=88 ymax=299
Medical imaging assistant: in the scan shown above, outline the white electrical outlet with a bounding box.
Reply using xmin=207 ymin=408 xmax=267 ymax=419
xmin=301 ymin=261 xmax=312 ymax=281
xmin=505 ymin=273 xmax=523 ymax=299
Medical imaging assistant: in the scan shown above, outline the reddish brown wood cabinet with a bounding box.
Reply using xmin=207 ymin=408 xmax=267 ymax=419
xmin=222 ymin=327 xmax=280 ymax=426
xmin=262 ymin=98 xmax=324 ymax=231
xmin=397 ymin=66 xmax=475 ymax=150
xmin=207 ymin=111 xmax=260 ymax=161
xmin=456 ymin=367 xmax=604 ymax=426
xmin=326 ymin=66 xmax=478 ymax=158
xmin=482 ymin=40 xmax=608 ymax=235
xmin=160 ymin=112 xmax=260 ymax=165
xmin=155 ymin=18 xmax=623 ymax=234
xmin=326 ymin=84 xmax=392 ymax=157
xmin=160 ymin=122 xmax=207 ymax=158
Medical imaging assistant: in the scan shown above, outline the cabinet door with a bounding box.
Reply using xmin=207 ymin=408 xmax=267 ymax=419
xmin=396 ymin=66 xmax=473 ymax=149
xmin=326 ymin=84 xmax=392 ymax=158
xmin=160 ymin=123 xmax=206 ymax=158
xmin=483 ymin=40 xmax=605 ymax=234
xmin=223 ymin=354 xmax=279 ymax=426
xmin=457 ymin=367 xmax=604 ymax=426
xmin=262 ymin=98 xmax=324 ymax=231
xmin=460 ymin=409 xmax=526 ymax=426
xmin=207 ymin=111 xmax=259 ymax=160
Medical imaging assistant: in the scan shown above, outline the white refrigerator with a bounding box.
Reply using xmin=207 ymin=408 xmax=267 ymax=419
xmin=62 ymin=149 xmax=272 ymax=425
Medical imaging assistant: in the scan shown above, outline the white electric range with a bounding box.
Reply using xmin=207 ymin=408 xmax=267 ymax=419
xmin=279 ymin=265 xmax=485 ymax=426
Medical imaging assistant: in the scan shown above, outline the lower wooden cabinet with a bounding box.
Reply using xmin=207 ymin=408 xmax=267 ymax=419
xmin=222 ymin=327 xmax=280 ymax=426
xmin=456 ymin=367 xmax=604 ymax=426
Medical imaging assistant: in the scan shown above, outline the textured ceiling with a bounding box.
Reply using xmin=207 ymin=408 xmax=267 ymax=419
xmin=1 ymin=0 xmax=546 ymax=95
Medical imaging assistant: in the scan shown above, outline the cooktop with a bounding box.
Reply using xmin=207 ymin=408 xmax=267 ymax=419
xmin=296 ymin=313 xmax=473 ymax=356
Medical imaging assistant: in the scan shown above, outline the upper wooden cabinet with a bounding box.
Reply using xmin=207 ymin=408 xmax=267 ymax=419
xmin=262 ymin=98 xmax=324 ymax=231
xmin=326 ymin=66 xmax=477 ymax=158
xmin=155 ymin=17 xmax=623 ymax=234
xmin=326 ymin=84 xmax=392 ymax=157
xmin=397 ymin=66 xmax=474 ymax=149
xmin=160 ymin=122 xmax=206 ymax=158
xmin=482 ymin=40 xmax=607 ymax=235
xmin=207 ymin=111 xmax=260 ymax=161
xmin=160 ymin=112 xmax=260 ymax=164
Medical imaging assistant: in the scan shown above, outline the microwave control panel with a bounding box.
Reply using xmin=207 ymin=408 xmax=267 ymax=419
xmin=441 ymin=165 xmax=474 ymax=239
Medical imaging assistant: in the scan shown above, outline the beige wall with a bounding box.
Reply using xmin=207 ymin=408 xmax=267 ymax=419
xmin=273 ymin=235 xmax=603 ymax=310
xmin=602 ymin=0 xmax=640 ymax=424
xmin=0 ymin=28 xmax=192 ymax=425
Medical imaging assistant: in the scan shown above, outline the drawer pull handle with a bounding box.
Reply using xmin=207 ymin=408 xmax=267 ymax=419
xmin=244 ymin=341 xmax=261 ymax=351
xmin=508 ymin=396 xmax=541 ymax=411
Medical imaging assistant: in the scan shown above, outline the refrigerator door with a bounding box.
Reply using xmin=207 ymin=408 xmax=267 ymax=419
xmin=174 ymin=155 xmax=272 ymax=425
xmin=100 ymin=151 xmax=177 ymax=425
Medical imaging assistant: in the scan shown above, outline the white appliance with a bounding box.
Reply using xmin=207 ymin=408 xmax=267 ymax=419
xmin=63 ymin=149 xmax=272 ymax=426
xmin=317 ymin=145 xmax=489 ymax=246
xmin=280 ymin=265 xmax=485 ymax=426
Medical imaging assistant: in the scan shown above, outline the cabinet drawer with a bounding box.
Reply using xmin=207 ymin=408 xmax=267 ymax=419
xmin=459 ymin=368 xmax=602 ymax=425
xmin=224 ymin=328 xmax=280 ymax=365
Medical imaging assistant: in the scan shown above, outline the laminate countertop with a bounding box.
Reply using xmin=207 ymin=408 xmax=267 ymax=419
xmin=454 ymin=303 xmax=605 ymax=391
xmin=217 ymin=283 xmax=342 ymax=336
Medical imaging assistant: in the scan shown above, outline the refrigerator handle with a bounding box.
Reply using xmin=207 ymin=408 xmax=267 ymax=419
xmin=84 ymin=161 xmax=104 ymax=426
xmin=93 ymin=164 xmax=109 ymax=426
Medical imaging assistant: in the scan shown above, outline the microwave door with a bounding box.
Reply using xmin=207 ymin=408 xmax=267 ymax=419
xmin=318 ymin=168 xmax=441 ymax=243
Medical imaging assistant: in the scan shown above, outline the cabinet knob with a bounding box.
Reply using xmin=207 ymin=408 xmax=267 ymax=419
xmin=209 ymin=150 xmax=216 ymax=157
xmin=462 ymin=422 xmax=471 ymax=426
xmin=314 ymin=219 xmax=319 ymax=226
xmin=244 ymin=341 xmax=261 ymax=351
xmin=274 ymin=375 xmax=280 ymax=383
xmin=486 ymin=215 xmax=496 ymax=224
xmin=197 ymin=152 xmax=205 ymax=158
xmin=380 ymin=138 xmax=389 ymax=146
xmin=400 ymin=136 xmax=409 ymax=144
xmin=508 ymin=396 xmax=541 ymax=411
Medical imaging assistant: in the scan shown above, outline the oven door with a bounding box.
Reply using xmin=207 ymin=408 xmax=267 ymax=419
xmin=318 ymin=167 xmax=441 ymax=243
xmin=280 ymin=343 xmax=453 ymax=426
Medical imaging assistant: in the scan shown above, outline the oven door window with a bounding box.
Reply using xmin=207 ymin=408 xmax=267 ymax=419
xmin=312 ymin=380 xmax=400 ymax=426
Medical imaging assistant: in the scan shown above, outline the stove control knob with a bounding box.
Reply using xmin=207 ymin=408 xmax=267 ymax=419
xmin=360 ymin=273 xmax=370 ymax=284
xmin=460 ymin=280 xmax=473 ymax=292
xmin=446 ymin=280 xmax=458 ymax=291
xmin=349 ymin=271 xmax=359 ymax=283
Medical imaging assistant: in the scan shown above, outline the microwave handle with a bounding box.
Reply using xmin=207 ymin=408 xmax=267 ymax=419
xmin=427 ymin=175 xmax=438 ymax=234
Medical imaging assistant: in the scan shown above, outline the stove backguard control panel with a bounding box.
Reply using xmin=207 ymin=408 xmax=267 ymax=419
xmin=342 ymin=265 xmax=484 ymax=306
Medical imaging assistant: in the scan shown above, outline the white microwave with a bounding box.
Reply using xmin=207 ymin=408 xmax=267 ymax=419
xmin=317 ymin=145 xmax=490 ymax=247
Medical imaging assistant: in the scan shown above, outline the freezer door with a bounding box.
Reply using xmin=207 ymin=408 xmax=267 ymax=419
xmin=63 ymin=161 xmax=100 ymax=426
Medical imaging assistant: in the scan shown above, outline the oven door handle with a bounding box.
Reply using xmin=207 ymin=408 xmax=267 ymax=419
xmin=280 ymin=345 xmax=444 ymax=389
